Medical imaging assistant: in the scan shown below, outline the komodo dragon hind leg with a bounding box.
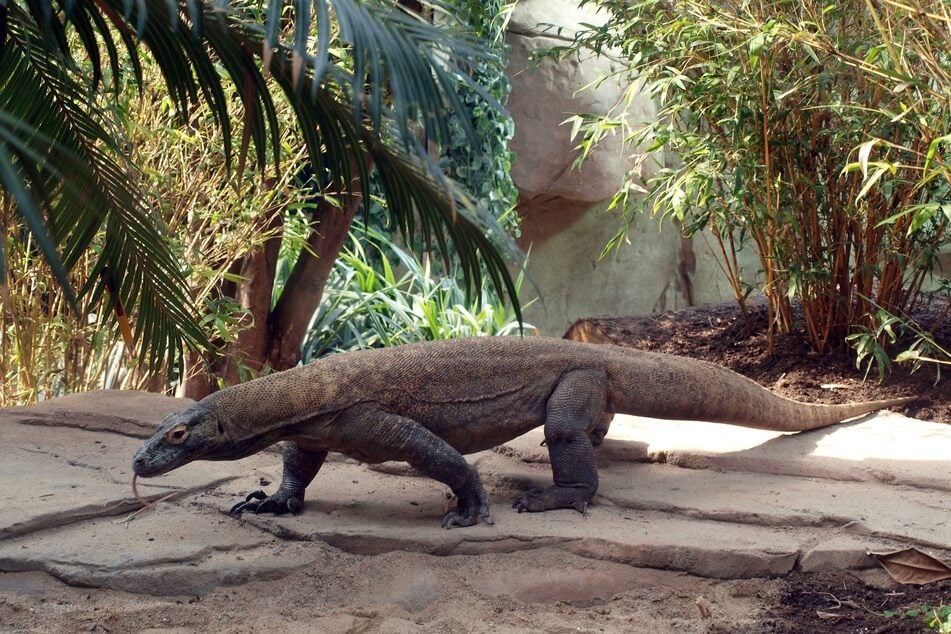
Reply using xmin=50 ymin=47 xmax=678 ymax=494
xmin=333 ymin=404 xmax=493 ymax=529
xmin=231 ymin=442 xmax=328 ymax=516
xmin=513 ymin=368 xmax=606 ymax=514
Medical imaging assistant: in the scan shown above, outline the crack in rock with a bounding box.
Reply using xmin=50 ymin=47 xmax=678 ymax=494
xmin=563 ymin=538 xmax=801 ymax=580
xmin=10 ymin=415 xmax=155 ymax=439
xmin=40 ymin=540 xmax=275 ymax=572
xmin=17 ymin=448 xmax=125 ymax=485
xmin=2 ymin=501 xmax=144 ymax=541
xmin=595 ymin=494 xmax=854 ymax=530
xmin=212 ymin=511 xmax=584 ymax=559
xmin=0 ymin=545 xmax=313 ymax=596
xmin=1 ymin=477 xmax=240 ymax=540
xmin=838 ymin=522 xmax=951 ymax=554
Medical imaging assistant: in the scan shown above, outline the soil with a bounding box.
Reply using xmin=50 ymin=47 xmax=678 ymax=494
xmin=772 ymin=572 xmax=951 ymax=633
xmin=565 ymin=294 xmax=951 ymax=424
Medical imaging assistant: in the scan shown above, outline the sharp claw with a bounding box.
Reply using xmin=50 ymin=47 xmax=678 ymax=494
xmin=230 ymin=501 xmax=253 ymax=516
xmin=441 ymin=508 xmax=489 ymax=529
xmin=230 ymin=490 xmax=301 ymax=517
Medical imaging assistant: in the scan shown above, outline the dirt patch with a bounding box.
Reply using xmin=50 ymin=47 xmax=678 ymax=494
xmin=773 ymin=572 xmax=951 ymax=633
xmin=4 ymin=566 xmax=948 ymax=633
xmin=0 ymin=555 xmax=780 ymax=633
xmin=566 ymin=295 xmax=951 ymax=423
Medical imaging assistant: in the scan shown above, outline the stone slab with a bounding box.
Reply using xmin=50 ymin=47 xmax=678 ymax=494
xmin=506 ymin=411 xmax=951 ymax=491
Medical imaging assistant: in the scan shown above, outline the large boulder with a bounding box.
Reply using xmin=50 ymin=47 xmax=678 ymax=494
xmin=505 ymin=0 xmax=755 ymax=334
xmin=507 ymin=1 xmax=655 ymax=209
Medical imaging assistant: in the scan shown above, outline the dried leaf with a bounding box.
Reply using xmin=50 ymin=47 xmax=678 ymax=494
xmin=870 ymin=547 xmax=951 ymax=585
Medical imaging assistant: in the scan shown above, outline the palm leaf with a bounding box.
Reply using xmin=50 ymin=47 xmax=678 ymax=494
xmin=1 ymin=3 xmax=209 ymax=367
xmin=1 ymin=0 xmax=521 ymax=374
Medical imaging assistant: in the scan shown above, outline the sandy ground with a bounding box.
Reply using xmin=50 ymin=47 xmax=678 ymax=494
xmin=0 ymin=554 xmax=780 ymax=633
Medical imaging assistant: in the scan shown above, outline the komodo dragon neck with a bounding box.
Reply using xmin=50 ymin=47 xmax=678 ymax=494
xmin=204 ymin=351 xmax=377 ymax=437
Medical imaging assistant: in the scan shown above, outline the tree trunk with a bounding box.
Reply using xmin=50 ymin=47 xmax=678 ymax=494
xmin=220 ymin=211 xmax=283 ymax=385
xmin=266 ymin=183 xmax=364 ymax=371
xmin=176 ymin=173 xmax=364 ymax=399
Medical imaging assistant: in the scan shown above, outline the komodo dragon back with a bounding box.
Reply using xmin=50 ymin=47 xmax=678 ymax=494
xmin=200 ymin=337 xmax=909 ymax=435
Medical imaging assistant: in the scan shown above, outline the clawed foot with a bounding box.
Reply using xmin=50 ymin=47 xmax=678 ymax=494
xmin=440 ymin=485 xmax=493 ymax=529
xmin=441 ymin=505 xmax=494 ymax=529
xmin=230 ymin=489 xmax=303 ymax=516
xmin=512 ymin=487 xmax=589 ymax=515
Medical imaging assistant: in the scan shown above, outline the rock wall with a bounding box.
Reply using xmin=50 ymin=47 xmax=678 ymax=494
xmin=504 ymin=0 xmax=752 ymax=335
xmin=517 ymin=199 xmax=748 ymax=333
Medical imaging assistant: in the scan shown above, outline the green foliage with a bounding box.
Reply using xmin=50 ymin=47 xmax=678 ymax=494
xmin=0 ymin=0 xmax=527 ymax=401
xmin=301 ymin=224 xmax=530 ymax=361
xmin=0 ymin=0 xmax=523 ymax=382
xmin=0 ymin=210 xmax=117 ymax=404
xmin=442 ymin=0 xmax=519 ymax=236
xmin=0 ymin=58 xmax=308 ymax=401
xmin=884 ymin=604 xmax=951 ymax=633
xmin=555 ymin=0 xmax=951 ymax=373
xmin=295 ymin=0 xmax=524 ymax=361
xmin=847 ymin=296 xmax=950 ymax=382
xmin=933 ymin=605 xmax=951 ymax=633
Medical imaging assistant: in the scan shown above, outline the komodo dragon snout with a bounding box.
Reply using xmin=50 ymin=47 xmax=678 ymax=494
xmin=133 ymin=405 xmax=229 ymax=477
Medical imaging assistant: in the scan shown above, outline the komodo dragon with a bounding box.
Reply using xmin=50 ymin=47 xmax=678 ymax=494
xmin=132 ymin=336 xmax=912 ymax=528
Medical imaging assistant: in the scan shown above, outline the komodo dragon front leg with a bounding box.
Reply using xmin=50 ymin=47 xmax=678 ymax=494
xmin=232 ymin=403 xmax=493 ymax=528
xmin=231 ymin=442 xmax=328 ymax=515
xmin=513 ymin=368 xmax=606 ymax=514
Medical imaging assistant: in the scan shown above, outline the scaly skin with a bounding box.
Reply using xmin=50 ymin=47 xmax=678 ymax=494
xmin=132 ymin=337 xmax=913 ymax=527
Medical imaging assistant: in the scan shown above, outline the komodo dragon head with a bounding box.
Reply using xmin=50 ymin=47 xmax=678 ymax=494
xmin=133 ymin=403 xmax=270 ymax=477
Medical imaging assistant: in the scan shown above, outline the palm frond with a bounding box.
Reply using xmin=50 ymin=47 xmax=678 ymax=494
xmin=1 ymin=4 xmax=209 ymax=367
xmin=248 ymin=11 xmax=521 ymax=321
xmin=256 ymin=38 xmax=522 ymax=325
xmin=1 ymin=0 xmax=521 ymax=374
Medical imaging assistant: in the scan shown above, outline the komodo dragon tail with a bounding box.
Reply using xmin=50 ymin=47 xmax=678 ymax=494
xmin=606 ymin=348 xmax=915 ymax=432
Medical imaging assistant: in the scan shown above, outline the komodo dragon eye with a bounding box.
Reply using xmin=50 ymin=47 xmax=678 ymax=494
xmin=165 ymin=425 xmax=190 ymax=445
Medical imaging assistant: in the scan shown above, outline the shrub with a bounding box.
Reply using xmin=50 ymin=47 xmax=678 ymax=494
xmin=556 ymin=0 xmax=950 ymax=370
xmin=301 ymin=224 xmax=531 ymax=360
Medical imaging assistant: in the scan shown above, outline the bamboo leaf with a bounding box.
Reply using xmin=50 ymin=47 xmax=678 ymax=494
xmin=855 ymin=164 xmax=888 ymax=200
xmin=0 ymin=141 xmax=78 ymax=311
xmin=857 ymin=139 xmax=877 ymax=179
xmin=923 ymin=133 xmax=951 ymax=172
